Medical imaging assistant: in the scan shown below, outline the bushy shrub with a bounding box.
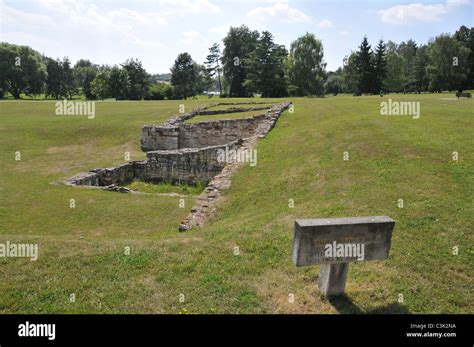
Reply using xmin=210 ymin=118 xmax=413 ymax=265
xmin=145 ymin=82 xmax=173 ymax=100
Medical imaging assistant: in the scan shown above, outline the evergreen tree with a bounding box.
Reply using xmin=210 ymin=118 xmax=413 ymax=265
xmin=245 ymin=31 xmax=288 ymax=97
xmin=355 ymin=36 xmax=373 ymax=94
xmin=204 ymin=43 xmax=222 ymax=94
xmin=373 ymin=40 xmax=387 ymax=93
xmin=170 ymin=53 xmax=196 ymax=100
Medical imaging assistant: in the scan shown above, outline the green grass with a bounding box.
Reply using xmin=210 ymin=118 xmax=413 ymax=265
xmin=0 ymin=94 xmax=472 ymax=313
xmin=126 ymin=180 xmax=205 ymax=195
xmin=206 ymin=103 xmax=275 ymax=111
xmin=185 ymin=109 xmax=268 ymax=124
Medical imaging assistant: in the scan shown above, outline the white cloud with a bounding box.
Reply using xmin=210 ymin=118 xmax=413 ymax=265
xmin=126 ymin=34 xmax=165 ymax=49
xmin=6 ymin=0 xmax=169 ymax=39
xmin=0 ymin=3 xmax=56 ymax=29
xmin=209 ymin=25 xmax=232 ymax=36
xmin=446 ymin=0 xmax=470 ymax=6
xmin=246 ymin=2 xmax=310 ymax=23
xmin=159 ymin=0 xmax=220 ymax=14
xmin=318 ymin=19 xmax=334 ymax=28
xmin=108 ymin=8 xmax=167 ymax=26
xmin=379 ymin=0 xmax=469 ymax=24
xmin=179 ymin=30 xmax=207 ymax=46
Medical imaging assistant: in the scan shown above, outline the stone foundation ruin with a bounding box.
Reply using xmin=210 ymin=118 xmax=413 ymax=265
xmin=65 ymin=100 xmax=292 ymax=230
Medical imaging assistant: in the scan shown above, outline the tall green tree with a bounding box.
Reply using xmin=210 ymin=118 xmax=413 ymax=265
xmin=205 ymin=43 xmax=222 ymax=94
xmin=170 ymin=53 xmax=196 ymax=99
xmin=0 ymin=43 xmax=46 ymax=99
xmin=341 ymin=52 xmax=359 ymax=93
xmin=454 ymin=25 xmax=474 ymax=89
xmin=122 ymin=58 xmax=149 ymax=100
xmin=373 ymin=40 xmax=387 ymax=93
xmin=384 ymin=41 xmax=404 ymax=92
xmin=90 ymin=70 xmax=111 ymax=100
xmin=286 ymin=32 xmax=326 ymax=97
xmin=108 ymin=66 xmax=129 ymax=100
xmin=355 ymin=36 xmax=373 ymax=94
xmin=73 ymin=59 xmax=98 ymax=99
xmin=45 ymin=57 xmax=74 ymax=99
xmin=427 ymin=34 xmax=470 ymax=92
xmin=222 ymin=25 xmax=259 ymax=97
xmin=245 ymin=31 xmax=288 ymax=97
xmin=411 ymin=45 xmax=429 ymax=92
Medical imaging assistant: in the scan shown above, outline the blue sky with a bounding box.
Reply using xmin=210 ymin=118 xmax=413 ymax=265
xmin=1 ymin=0 xmax=472 ymax=73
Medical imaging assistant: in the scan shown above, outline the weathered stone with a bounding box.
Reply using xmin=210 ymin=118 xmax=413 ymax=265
xmin=318 ymin=263 xmax=349 ymax=297
xmin=66 ymin=101 xmax=292 ymax=232
xmin=292 ymin=216 xmax=395 ymax=297
xmin=292 ymin=216 xmax=395 ymax=266
xmin=178 ymin=224 xmax=190 ymax=232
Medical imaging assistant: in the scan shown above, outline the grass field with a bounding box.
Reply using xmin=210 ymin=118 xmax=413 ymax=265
xmin=185 ymin=109 xmax=269 ymax=124
xmin=0 ymin=94 xmax=472 ymax=313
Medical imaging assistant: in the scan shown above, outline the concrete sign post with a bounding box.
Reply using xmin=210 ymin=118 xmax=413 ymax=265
xmin=292 ymin=216 xmax=395 ymax=297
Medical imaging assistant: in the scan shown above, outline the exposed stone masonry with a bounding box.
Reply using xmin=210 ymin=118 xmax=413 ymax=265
xmin=64 ymin=101 xmax=291 ymax=231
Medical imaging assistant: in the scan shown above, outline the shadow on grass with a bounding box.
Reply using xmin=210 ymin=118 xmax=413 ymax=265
xmin=328 ymin=294 xmax=410 ymax=314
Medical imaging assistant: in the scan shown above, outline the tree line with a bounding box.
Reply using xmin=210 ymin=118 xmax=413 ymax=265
xmin=0 ymin=25 xmax=472 ymax=100
xmin=328 ymin=26 xmax=473 ymax=95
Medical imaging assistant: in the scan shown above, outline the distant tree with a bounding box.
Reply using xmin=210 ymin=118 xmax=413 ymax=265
xmin=194 ymin=63 xmax=212 ymax=94
xmin=170 ymin=53 xmax=196 ymax=99
xmin=398 ymin=40 xmax=418 ymax=91
xmin=45 ymin=58 xmax=61 ymax=99
xmin=341 ymin=52 xmax=359 ymax=93
xmin=90 ymin=70 xmax=111 ymax=100
xmin=205 ymin=43 xmax=222 ymax=94
xmin=108 ymin=66 xmax=129 ymax=100
xmin=0 ymin=42 xmax=46 ymax=99
xmin=73 ymin=59 xmax=98 ymax=99
xmin=427 ymin=34 xmax=470 ymax=92
xmin=61 ymin=58 xmax=75 ymax=97
xmin=145 ymin=82 xmax=173 ymax=100
xmin=355 ymin=36 xmax=373 ymax=94
xmin=121 ymin=58 xmax=149 ymax=100
xmin=245 ymin=31 xmax=288 ymax=97
xmin=324 ymin=74 xmax=344 ymax=95
xmin=222 ymin=25 xmax=259 ymax=97
xmin=45 ymin=57 xmax=74 ymax=99
xmin=81 ymin=68 xmax=97 ymax=99
xmin=384 ymin=41 xmax=404 ymax=92
xmin=411 ymin=45 xmax=429 ymax=92
xmin=373 ymin=40 xmax=387 ymax=93
xmin=286 ymin=32 xmax=326 ymax=97
xmin=454 ymin=25 xmax=474 ymax=89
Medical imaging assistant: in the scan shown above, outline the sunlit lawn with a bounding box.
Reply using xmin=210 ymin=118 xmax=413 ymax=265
xmin=0 ymin=93 xmax=472 ymax=313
